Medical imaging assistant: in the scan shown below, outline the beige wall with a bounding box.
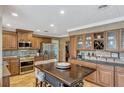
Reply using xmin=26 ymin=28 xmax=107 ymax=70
xmin=0 ymin=6 xmax=3 ymax=87
xmin=59 ymin=37 xmax=70 ymax=61
xmin=69 ymin=21 xmax=124 ymax=36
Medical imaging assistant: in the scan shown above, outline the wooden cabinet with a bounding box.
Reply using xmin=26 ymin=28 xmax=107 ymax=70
xmin=3 ymin=31 xmax=17 ymax=50
xmin=10 ymin=58 xmax=20 ymax=75
xmin=32 ymin=37 xmax=41 ymax=49
xmin=115 ymin=66 xmax=124 ymax=87
xmin=94 ymin=32 xmax=105 ymax=50
xmin=76 ymin=35 xmax=84 ymax=49
xmin=41 ymin=38 xmax=51 ymax=43
xmin=120 ymin=29 xmax=124 ymax=51
xmin=2 ymin=77 xmax=10 ymax=87
xmin=97 ymin=64 xmax=114 ymax=87
xmin=3 ymin=58 xmax=19 ymax=76
xmin=70 ymin=36 xmax=77 ymax=59
xmin=17 ymin=29 xmax=33 ymax=42
xmin=34 ymin=56 xmax=44 ymax=61
xmin=106 ymin=30 xmax=119 ymax=51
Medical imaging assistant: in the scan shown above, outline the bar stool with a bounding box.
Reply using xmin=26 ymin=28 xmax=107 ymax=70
xmin=35 ymin=59 xmax=57 ymax=87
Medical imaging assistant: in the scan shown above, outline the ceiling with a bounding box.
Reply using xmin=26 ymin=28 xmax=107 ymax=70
xmin=2 ymin=5 xmax=124 ymax=37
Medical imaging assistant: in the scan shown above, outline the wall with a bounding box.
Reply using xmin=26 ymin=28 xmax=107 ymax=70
xmin=69 ymin=21 xmax=124 ymax=36
xmin=59 ymin=37 xmax=69 ymax=61
xmin=0 ymin=6 xmax=3 ymax=87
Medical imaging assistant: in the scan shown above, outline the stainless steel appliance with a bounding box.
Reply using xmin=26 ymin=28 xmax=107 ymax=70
xmin=40 ymin=43 xmax=58 ymax=60
xmin=18 ymin=41 xmax=32 ymax=49
xmin=20 ymin=56 xmax=34 ymax=74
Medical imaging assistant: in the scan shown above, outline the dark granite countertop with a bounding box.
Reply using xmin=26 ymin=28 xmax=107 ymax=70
xmin=77 ymin=59 xmax=124 ymax=67
xmin=35 ymin=62 xmax=95 ymax=86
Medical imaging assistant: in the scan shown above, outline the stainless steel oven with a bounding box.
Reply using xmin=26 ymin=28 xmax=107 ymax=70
xmin=20 ymin=57 xmax=34 ymax=74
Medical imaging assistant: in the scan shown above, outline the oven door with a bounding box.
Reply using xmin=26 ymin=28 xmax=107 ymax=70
xmin=20 ymin=61 xmax=34 ymax=74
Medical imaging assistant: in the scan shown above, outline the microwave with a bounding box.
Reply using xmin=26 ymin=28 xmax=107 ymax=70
xmin=19 ymin=41 xmax=32 ymax=48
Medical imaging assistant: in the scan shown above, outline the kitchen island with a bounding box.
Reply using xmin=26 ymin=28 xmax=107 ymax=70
xmin=35 ymin=62 xmax=95 ymax=87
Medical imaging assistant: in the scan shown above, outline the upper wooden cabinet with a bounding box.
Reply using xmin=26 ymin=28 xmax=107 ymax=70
xmin=41 ymin=38 xmax=51 ymax=44
xmin=70 ymin=36 xmax=77 ymax=59
xmin=94 ymin=32 xmax=105 ymax=50
xmin=76 ymin=35 xmax=84 ymax=50
xmin=120 ymin=29 xmax=124 ymax=51
xmin=84 ymin=33 xmax=94 ymax=50
xmin=2 ymin=31 xmax=17 ymax=50
xmin=32 ymin=37 xmax=41 ymax=49
xmin=106 ymin=30 xmax=119 ymax=51
xmin=16 ymin=29 xmax=33 ymax=42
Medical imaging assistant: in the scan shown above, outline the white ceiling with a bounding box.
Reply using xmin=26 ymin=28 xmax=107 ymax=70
xmin=2 ymin=5 xmax=124 ymax=37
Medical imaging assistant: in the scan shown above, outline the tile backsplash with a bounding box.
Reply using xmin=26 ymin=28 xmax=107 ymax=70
xmin=2 ymin=50 xmax=38 ymax=57
xmin=77 ymin=50 xmax=124 ymax=63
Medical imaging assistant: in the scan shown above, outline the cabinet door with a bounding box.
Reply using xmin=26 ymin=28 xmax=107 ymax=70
xmin=120 ymin=29 xmax=124 ymax=51
xmin=3 ymin=32 xmax=17 ymax=50
xmin=70 ymin=36 xmax=77 ymax=59
xmin=115 ymin=67 xmax=124 ymax=87
xmin=32 ymin=37 xmax=41 ymax=49
xmin=115 ymin=72 xmax=124 ymax=87
xmin=41 ymin=38 xmax=51 ymax=43
xmin=97 ymin=65 xmax=114 ymax=87
xmin=106 ymin=30 xmax=119 ymax=51
xmin=85 ymin=33 xmax=93 ymax=50
xmin=10 ymin=59 xmax=19 ymax=76
xmin=10 ymin=33 xmax=17 ymax=49
xmin=77 ymin=35 xmax=84 ymax=49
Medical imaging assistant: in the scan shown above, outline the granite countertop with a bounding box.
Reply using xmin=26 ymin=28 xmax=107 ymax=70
xmin=77 ymin=59 xmax=124 ymax=67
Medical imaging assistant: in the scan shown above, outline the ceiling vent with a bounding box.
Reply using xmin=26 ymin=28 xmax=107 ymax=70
xmin=98 ymin=5 xmax=108 ymax=9
xmin=44 ymin=30 xmax=48 ymax=32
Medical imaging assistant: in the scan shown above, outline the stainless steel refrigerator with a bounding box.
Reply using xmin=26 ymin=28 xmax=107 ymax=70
xmin=41 ymin=43 xmax=59 ymax=61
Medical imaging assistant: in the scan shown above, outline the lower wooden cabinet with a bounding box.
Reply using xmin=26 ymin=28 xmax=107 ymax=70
xmin=2 ymin=76 xmax=10 ymax=87
xmin=3 ymin=58 xmax=20 ymax=76
xmin=115 ymin=66 xmax=124 ymax=87
xmin=34 ymin=56 xmax=43 ymax=61
xmin=10 ymin=58 xmax=20 ymax=76
xmin=97 ymin=64 xmax=114 ymax=87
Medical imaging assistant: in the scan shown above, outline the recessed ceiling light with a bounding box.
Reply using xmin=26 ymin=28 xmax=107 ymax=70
xmin=60 ymin=10 xmax=65 ymax=14
xmin=6 ymin=24 xmax=11 ymax=27
xmin=36 ymin=29 xmax=40 ymax=32
xmin=50 ymin=24 xmax=54 ymax=27
xmin=11 ymin=13 xmax=18 ymax=17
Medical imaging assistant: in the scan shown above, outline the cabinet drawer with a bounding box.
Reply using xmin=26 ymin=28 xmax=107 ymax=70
xmin=115 ymin=66 xmax=124 ymax=72
xmin=79 ymin=61 xmax=96 ymax=69
xmin=97 ymin=64 xmax=114 ymax=71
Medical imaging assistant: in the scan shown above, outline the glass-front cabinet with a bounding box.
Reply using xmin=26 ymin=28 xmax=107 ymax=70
xmin=106 ymin=30 xmax=119 ymax=51
xmin=85 ymin=33 xmax=93 ymax=50
xmin=76 ymin=35 xmax=84 ymax=49
xmin=120 ymin=29 xmax=124 ymax=50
